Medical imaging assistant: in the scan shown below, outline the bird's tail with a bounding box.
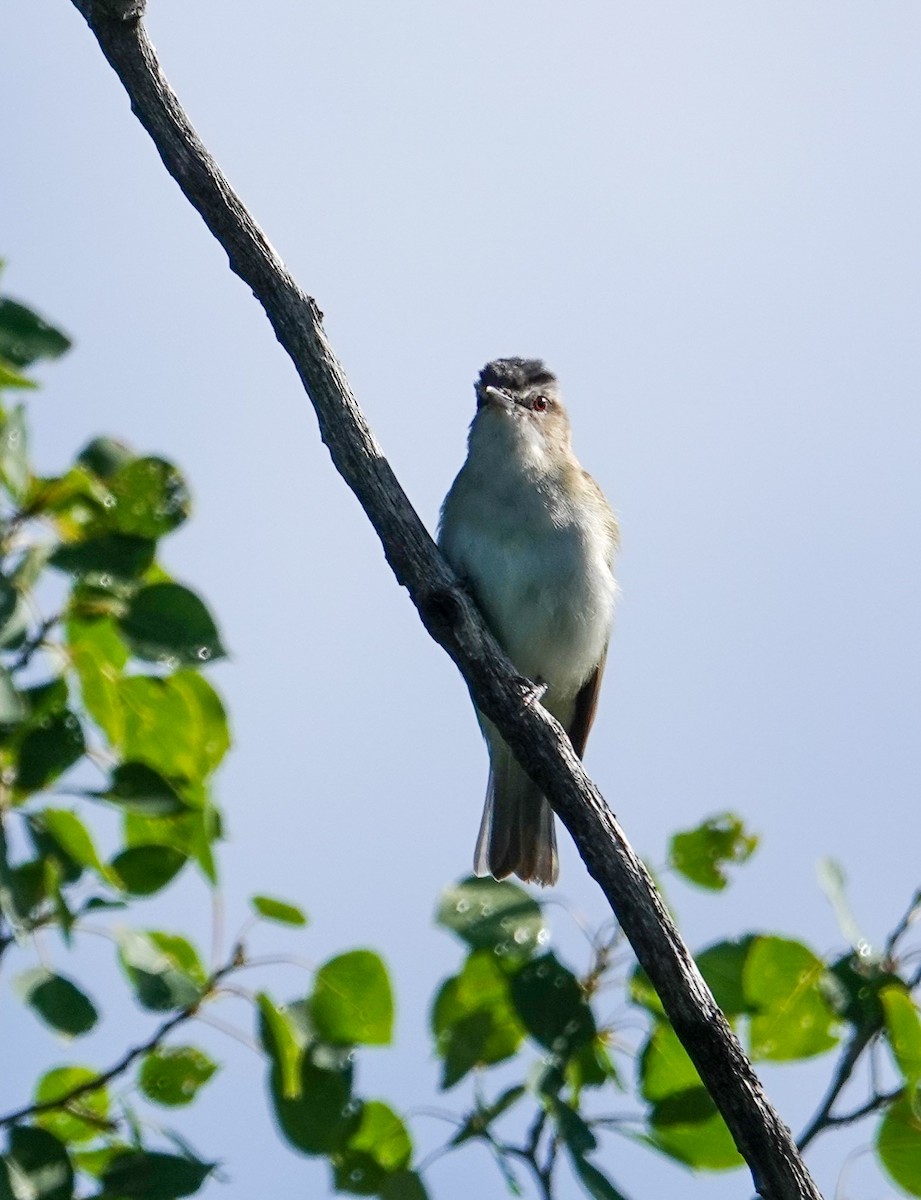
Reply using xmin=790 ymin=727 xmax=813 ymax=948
xmin=473 ymin=735 xmax=558 ymax=887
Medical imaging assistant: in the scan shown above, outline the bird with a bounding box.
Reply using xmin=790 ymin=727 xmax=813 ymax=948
xmin=438 ymin=358 xmax=619 ymax=886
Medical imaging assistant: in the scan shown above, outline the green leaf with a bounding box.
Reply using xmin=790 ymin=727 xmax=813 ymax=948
xmin=638 ymin=1020 xmax=701 ymax=1102
xmin=436 ymin=876 xmax=545 ymax=959
xmin=333 ymin=1101 xmax=412 ymax=1195
xmin=0 ymin=667 xmax=25 ymax=724
xmin=119 ymin=671 xmax=230 ymax=783
xmin=881 ymin=986 xmax=921 ymax=1087
xmin=118 ymin=929 xmax=206 ymax=1012
xmin=267 ymin=1056 xmax=358 ymax=1156
xmin=16 ymin=712 xmax=85 ymax=792
xmin=569 ymin=1156 xmax=630 ymax=1200
xmin=251 ymin=894 xmax=307 ymax=927
xmin=628 ymin=966 xmax=666 ymax=1018
xmin=669 ymin=812 xmax=758 ymax=891
xmin=257 ymin=994 xmax=303 ymax=1100
xmin=138 ymin=1046 xmax=217 ymax=1107
xmin=100 ymin=1150 xmax=214 ymax=1199
xmin=648 ymin=1089 xmax=743 ymax=1169
xmin=0 ymin=406 xmax=29 ymax=501
xmin=378 ymin=1172 xmax=430 ymax=1200
xmin=311 ymin=950 xmax=394 ymax=1046
xmin=111 ymin=845 xmax=187 ymax=896
xmin=0 ymin=298 xmax=71 ymax=367
xmin=51 ymin=534 xmax=156 ymax=581
xmin=105 ymin=762 xmax=191 ymax=817
xmin=33 ymin=810 xmax=109 ymax=880
xmin=824 ymin=952 xmax=899 ymax=1035
xmin=432 ymin=951 xmax=525 ymax=1088
xmin=566 ymin=1038 xmax=620 ymax=1094
xmin=65 ymin=617 xmax=128 ymax=745
xmin=744 ymin=936 xmax=839 ymax=1061
xmin=695 ymin=937 xmax=756 ymax=1016
xmin=509 ymin=954 xmax=595 ymax=1057
xmin=119 ymin=583 xmax=226 ymax=666
xmin=550 ymin=1097 xmax=596 ymax=1156
xmin=76 ymin=437 xmax=134 ymax=480
xmin=0 ymin=357 xmax=38 ymax=390
xmin=4 ymin=1127 xmax=73 ymax=1200
xmin=14 ymin=968 xmax=98 ymax=1036
xmin=106 ymin=456 xmax=191 ymax=538
xmin=0 ymin=574 xmax=18 ymax=630
xmin=34 ymin=1066 xmax=110 ymax=1143
xmin=877 ymin=1092 xmax=921 ymax=1197
xmin=123 ymin=803 xmax=221 ymax=885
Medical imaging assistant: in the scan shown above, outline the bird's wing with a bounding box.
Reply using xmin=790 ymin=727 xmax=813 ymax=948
xmin=567 ymin=646 xmax=608 ymax=760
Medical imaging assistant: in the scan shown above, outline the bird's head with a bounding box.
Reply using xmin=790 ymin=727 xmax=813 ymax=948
xmin=472 ymin=358 xmax=572 ymax=458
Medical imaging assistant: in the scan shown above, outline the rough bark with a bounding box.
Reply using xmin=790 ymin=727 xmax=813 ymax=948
xmin=64 ymin=3 xmax=824 ymax=1196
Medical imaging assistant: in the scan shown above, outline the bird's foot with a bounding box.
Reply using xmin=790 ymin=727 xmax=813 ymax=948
xmin=523 ymin=676 xmax=549 ymax=707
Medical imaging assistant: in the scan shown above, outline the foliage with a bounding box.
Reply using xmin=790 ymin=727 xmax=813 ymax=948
xmin=1 ymin=273 xmax=920 ymax=1199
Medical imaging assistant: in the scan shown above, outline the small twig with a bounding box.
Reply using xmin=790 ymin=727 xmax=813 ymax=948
xmin=8 ymin=614 xmax=59 ymax=672
xmin=0 ymin=958 xmax=237 ymax=1129
xmin=822 ymin=1087 xmax=903 ymax=1130
xmin=797 ymin=1028 xmax=877 ymax=1152
xmin=885 ymin=888 xmax=921 ymax=959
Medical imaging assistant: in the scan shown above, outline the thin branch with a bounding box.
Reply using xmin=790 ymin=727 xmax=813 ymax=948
xmin=885 ymin=888 xmax=921 ymax=959
xmin=823 ymin=1086 xmax=903 ymax=1130
xmin=797 ymin=1028 xmax=877 ymax=1153
xmin=8 ymin=614 xmax=60 ymax=673
xmin=0 ymin=959 xmax=236 ymax=1130
xmin=63 ymin=4 xmax=823 ymax=1197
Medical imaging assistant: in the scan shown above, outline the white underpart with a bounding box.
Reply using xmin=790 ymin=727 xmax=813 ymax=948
xmin=439 ymin=405 xmax=616 ymax=717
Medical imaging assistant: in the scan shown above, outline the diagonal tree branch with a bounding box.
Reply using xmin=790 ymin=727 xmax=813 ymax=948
xmin=63 ymin=3 xmax=823 ymax=1197
xmin=0 ymin=958 xmax=237 ymax=1130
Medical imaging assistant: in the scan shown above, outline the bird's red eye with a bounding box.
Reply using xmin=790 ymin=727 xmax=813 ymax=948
xmin=532 ymin=395 xmax=549 ymax=412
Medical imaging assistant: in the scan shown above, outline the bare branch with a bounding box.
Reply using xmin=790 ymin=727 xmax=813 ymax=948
xmin=62 ymin=4 xmax=824 ymax=1196
xmin=0 ymin=959 xmax=236 ymax=1129
xmin=797 ymin=1028 xmax=877 ymax=1153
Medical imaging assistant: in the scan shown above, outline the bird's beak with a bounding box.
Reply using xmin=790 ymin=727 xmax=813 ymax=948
xmin=483 ymin=385 xmax=514 ymax=412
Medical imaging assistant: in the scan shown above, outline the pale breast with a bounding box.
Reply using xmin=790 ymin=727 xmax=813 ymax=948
xmin=440 ymin=481 xmax=616 ymax=700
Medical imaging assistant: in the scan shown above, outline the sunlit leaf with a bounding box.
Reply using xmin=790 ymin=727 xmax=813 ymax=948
xmin=251 ymin=895 xmax=307 ymax=927
xmin=669 ymin=812 xmax=758 ymax=891
xmin=649 ymin=1088 xmax=743 ymax=1170
xmin=877 ymin=1092 xmax=921 ymax=1197
xmin=0 ymin=405 xmax=29 ymax=500
xmin=432 ymin=950 xmax=525 ymax=1088
xmin=106 ymin=456 xmax=191 ymax=538
xmin=744 ymin=936 xmax=839 ymax=1061
xmin=119 ymin=671 xmax=229 ymax=783
xmin=139 ymin=1046 xmax=217 ymax=1107
xmin=333 ymin=1101 xmax=412 ymax=1195
xmin=34 ymin=1066 xmax=110 ymax=1143
xmin=436 ymin=876 xmax=545 ymax=959
xmin=257 ymin=993 xmax=303 ymax=1100
xmin=881 ymin=986 xmax=921 ymax=1087
xmin=118 ymin=929 xmax=206 ymax=1012
xmin=311 ymin=950 xmax=394 ymax=1047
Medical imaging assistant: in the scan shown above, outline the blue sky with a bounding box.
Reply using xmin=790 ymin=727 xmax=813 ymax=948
xmin=3 ymin=3 xmax=921 ymax=1197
